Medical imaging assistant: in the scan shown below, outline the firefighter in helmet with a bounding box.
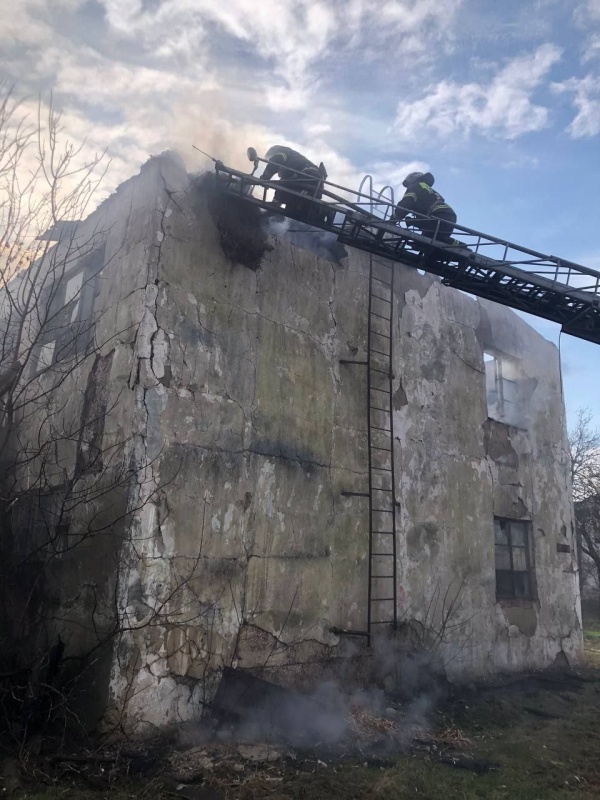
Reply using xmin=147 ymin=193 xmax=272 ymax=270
xmin=393 ymin=172 xmax=457 ymax=244
xmin=260 ymin=145 xmax=326 ymax=221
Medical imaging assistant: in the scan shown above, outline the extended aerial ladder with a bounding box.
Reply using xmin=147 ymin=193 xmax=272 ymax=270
xmin=213 ymin=155 xmax=600 ymax=345
xmin=210 ymin=152 xmax=600 ymax=641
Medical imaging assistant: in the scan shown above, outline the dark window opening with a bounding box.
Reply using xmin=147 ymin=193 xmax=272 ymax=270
xmin=34 ymin=244 xmax=105 ymax=373
xmin=494 ymin=517 xmax=533 ymax=600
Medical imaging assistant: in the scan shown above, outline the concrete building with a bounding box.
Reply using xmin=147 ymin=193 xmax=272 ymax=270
xmin=0 ymin=153 xmax=583 ymax=733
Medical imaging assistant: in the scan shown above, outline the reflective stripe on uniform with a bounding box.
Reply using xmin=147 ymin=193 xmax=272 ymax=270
xmin=431 ymin=203 xmax=450 ymax=212
xmin=403 ymin=192 xmax=417 ymax=201
xmin=419 ymin=182 xmax=434 ymax=192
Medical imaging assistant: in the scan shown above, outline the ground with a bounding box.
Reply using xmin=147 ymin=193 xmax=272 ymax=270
xmin=4 ymin=626 xmax=600 ymax=800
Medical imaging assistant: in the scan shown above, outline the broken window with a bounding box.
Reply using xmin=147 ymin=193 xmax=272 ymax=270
xmin=494 ymin=517 xmax=533 ymax=600
xmin=484 ymin=351 xmax=520 ymax=426
xmin=34 ymin=245 xmax=105 ymax=373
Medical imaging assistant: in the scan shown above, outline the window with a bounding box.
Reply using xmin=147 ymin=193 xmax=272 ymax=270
xmin=494 ymin=517 xmax=533 ymax=600
xmin=34 ymin=245 xmax=104 ymax=373
xmin=484 ymin=351 xmax=522 ymax=426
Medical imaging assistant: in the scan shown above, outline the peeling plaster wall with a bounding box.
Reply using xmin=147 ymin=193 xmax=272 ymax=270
xmin=0 ymin=154 xmax=194 ymax=723
xmin=391 ymin=275 xmax=582 ymax=678
xmin=106 ymin=165 xmax=374 ymax=730
xmin=106 ymin=157 xmax=579 ymax=730
xmin=3 ymin=153 xmax=582 ymax=731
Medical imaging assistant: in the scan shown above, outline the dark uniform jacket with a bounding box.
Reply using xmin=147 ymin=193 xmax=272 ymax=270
xmin=394 ymin=177 xmax=454 ymax=221
xmin=262 ymin=146 xmax=320 ymax=182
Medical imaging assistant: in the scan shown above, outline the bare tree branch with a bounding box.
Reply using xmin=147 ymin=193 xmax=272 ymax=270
xmin=568 ymin=408 xmax=600 ymax=598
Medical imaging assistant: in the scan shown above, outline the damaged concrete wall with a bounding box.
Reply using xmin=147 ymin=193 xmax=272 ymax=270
xmin=391 ymin=275 xmax=581 ymax=676
xmin=106 ymin=156 xmax=580 ymax=730
xmin=106 ymin=165 xmax=375 ymax=730
xmin=0 ymin=153 xmax=191 ymax=722
xmin=2 ymin=152 xmax=582 ymax=732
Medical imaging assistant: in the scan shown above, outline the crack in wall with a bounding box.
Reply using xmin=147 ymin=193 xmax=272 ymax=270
xmin=104 ymin=158 xmax=582 ymax=729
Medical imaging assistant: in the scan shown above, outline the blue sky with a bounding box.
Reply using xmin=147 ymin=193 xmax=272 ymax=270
xmin=1 ymin=0 xmax=599 ymax=429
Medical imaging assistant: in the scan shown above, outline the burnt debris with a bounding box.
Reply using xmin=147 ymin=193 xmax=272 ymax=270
xmin=203 ymin=174 xmax=271 ymax=271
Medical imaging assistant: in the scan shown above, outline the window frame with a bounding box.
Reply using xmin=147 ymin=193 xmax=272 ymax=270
xmin=494 ymin=516 xmax=534 ymax=601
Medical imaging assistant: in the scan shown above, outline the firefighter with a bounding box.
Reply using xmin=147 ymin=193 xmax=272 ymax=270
xmin=393 ymin=172 xmax=457 ymax=244
xmin=260 ymin=145 xmax=326 ymax=220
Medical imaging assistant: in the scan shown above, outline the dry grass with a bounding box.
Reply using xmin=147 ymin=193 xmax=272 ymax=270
xmin=6 ymin=648 xmax=600 ymax=800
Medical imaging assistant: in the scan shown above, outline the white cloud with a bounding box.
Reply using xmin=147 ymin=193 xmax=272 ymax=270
xmin=574 ymin=1 xmax=600 ymax=61
xmin=379 ymin=0 xmax=462 ymax=31
xmin=344 ymin=0 xmax=463 ymax=41
xmin=305 ymin=122 xmax=332 ymax=137
xmin=3 ymin=0 xmax=527 ymax=231
xmin=582 ymin=33 xmax=600 ymax=62
xmin=92 ymin=0 xmax=465 ymax=107
xmin=574 ymin=0 xmax=600 ymax=24
xmin=0 ymin=0 xmax=54 ymax=49
xmin=369 ymin=160 xmax=430 ymax=192
xmin=552 ymin=74 xmax=600 ymax=137
xmin=0 ymin=0 xmax=472 ymax=202
xmin=393 ymin=44 xmax=562 ymax=141
xmin=95 ymin=0 xmax=337 ymax=100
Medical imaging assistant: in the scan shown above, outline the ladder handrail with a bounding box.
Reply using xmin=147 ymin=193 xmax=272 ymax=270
xmin=214 ymin=162 xmax=600 ymax=344
xmin=215 ymin=163 xmax=600 ymax=286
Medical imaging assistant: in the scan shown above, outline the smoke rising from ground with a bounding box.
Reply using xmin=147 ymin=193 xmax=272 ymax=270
xmin=209 ymin=638 xmax=448 ymax=754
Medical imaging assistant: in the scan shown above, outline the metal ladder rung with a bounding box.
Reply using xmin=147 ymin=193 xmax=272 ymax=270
xmin=370 ymin=348 xmax=390 ymax=357
xmin=369 ymin=366 xmax=391 ymax=376
xmin=371 ymin=276 xmax=392 ymax=288
xmin=370 ymin=310 xmax=391 ymax=322
xmin=367 ymin=252 xmax=398 ymax=637
xmin=370 ymin=329 xmax=391 ymax=339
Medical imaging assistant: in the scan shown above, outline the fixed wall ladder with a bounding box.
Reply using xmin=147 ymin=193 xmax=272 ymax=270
xmin=341 ymin=255 xmax=398 ymax=639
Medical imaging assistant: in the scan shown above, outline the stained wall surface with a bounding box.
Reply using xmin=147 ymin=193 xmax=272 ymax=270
xmin=2 ymin=154 xmax=582 ymax=732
